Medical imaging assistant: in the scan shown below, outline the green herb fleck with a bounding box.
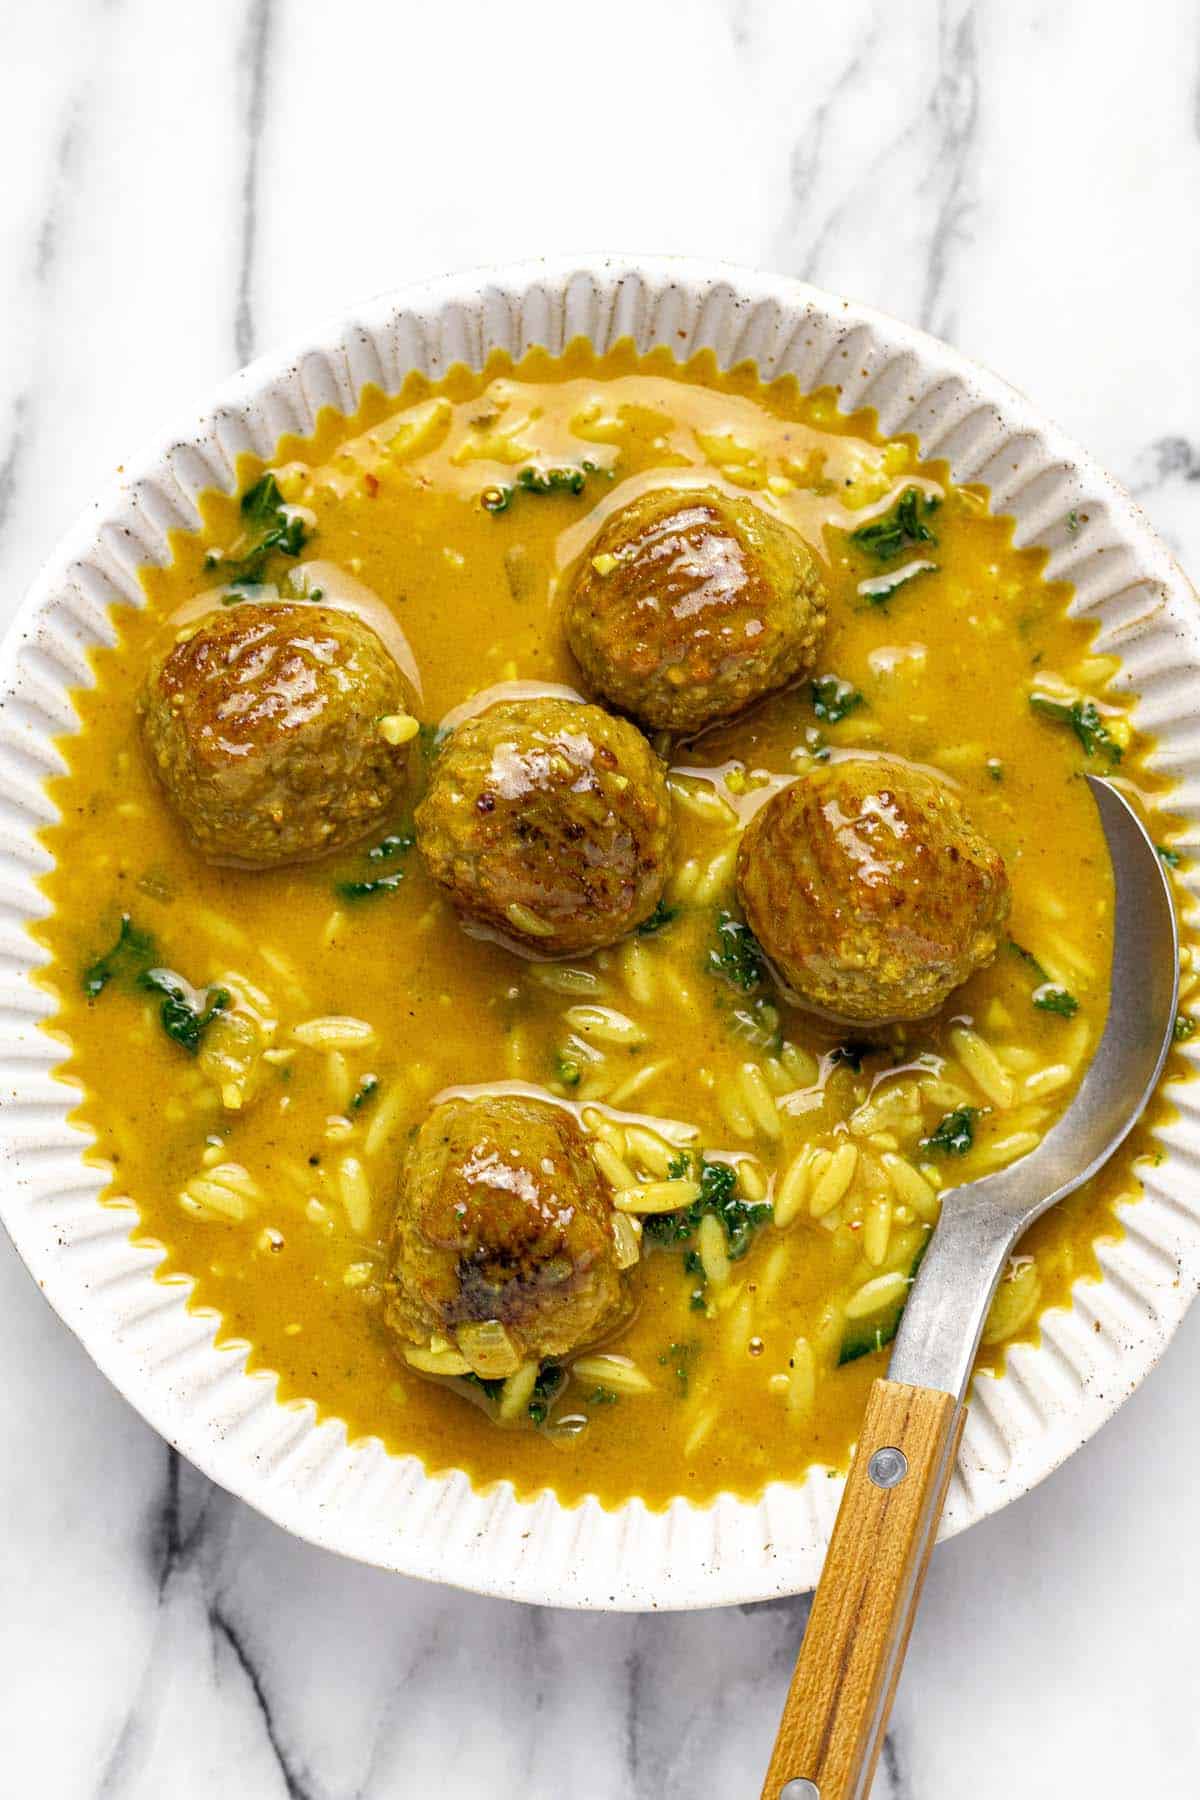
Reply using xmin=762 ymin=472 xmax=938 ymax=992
xmin=367 ymin=831 xmax=415 ymax=862
xmin=987 ymin=758 xmax=1004 ymax=783
xmin=335 ymin=828 xmax=414 ymax=899
xmin=554 ymin=1050 xmax=583 ymax=1089
xmin=1029 ymin=693 xmax=1123 ymax=764
xmin=527 ymin=1362 xmax=565 ymax=1425
xmin=483 ymin=463 xmax=601 ymax=516
xmin=637 ymin=898 xmax=678 ymax=936
xmin=1008 ymin=940 xmax=1078 ymax=1017
xmin=241 ymin=473 xmax=284 ymax=527
xmin=83 ymin=915 xmax=228 ymax=1056
xmin=216 ymin=473 xmax=310 ymax=588
xmin=350 ymin=1074 xmax=380 ymax=1111
xmin=1066 ymin=510 xmax=1080 ymax=534
xmin=586 ymin=1386 xmax=619 ymax=1407
xmin=140 ymin=969 xmax=230 ymax=1055
xmin=418 ymin=722 xmax=446 ymax=761
xmin=923 ymin=1106 xmax=980 ymax=1156
xmin=336 ymin=872 xmax=405 ymax=900
xmin=838 ymin=1236 xmax=929 ymax=1365
xmin=643 ymin=1157 xmax=772 ymax=1261
xmin=811 ymin=675 xmax=863 ymax=725
xmin=850 ymin=487 xmax=940 ymax=563
xmin=1174 ymin=1014 xmax=1197 ymax=1044
xmin=708 ymin=909 xmax=765 ymax=992
xmin=857 ymin=559 xmax=938 ymax=606
xmin=656 ymin=1340 xmax=699 ymax=1399
xmin=1033 ymin=985 xmax=1079 ymax=1018
xmin=1157 ymin=844 xmax=1182 ymax=869
xmin=517 ymin=463 xmax=596 ymax=495
xmin=465 ymin=1360 xmax=565 ymax=1425
xmin=463 ymin=1373 xmax=505 ymax=1402
xmin=1009 ymin=940 xmax=1047 ymax=978
xmin=83 ymin=914 xmax=155 ymax=998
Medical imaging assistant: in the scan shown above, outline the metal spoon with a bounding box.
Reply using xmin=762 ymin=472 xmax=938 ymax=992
xmin=762 ymin=776 xmax=1180 ymax=1800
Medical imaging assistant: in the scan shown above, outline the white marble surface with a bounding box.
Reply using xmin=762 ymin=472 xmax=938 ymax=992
xmin=3 ymin=2 xmax=1200 ymax=1795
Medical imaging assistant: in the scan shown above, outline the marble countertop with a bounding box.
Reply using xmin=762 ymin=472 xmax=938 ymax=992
xmin=3 ymin=2 xmax=1200 ymax=1795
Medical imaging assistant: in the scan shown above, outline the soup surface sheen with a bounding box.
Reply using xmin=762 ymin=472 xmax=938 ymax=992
xmin=35 ymin=344 xmax=1189 ymax=1508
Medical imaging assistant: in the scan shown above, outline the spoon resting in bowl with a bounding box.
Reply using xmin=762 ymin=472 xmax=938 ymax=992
xmin=762 ymin=775 xmax=1180 ymax=1800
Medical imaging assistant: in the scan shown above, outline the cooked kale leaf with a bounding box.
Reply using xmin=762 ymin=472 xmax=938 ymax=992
xmin=215 ymin=473 xmax=309 ymax=589
xmin=83 ymin=914 xmax=155 ymax=998
xmin=1029 ymin=693 xmax=1123 ymax=764
xmin=141 ymin=969 xmax=231 ymax=1054
xmin=857 ymin=559 xmax=939 ymax=607
xmin=483 ymin=462 xmax=602 ymax=515
xmin=637 ymin=898 xmax=678 ymax=936
xmin=708 ymin=909 xmax=765 ymax=992
xmin=850 ymin=488 xmax=940 ymax=563
xmin=336 ymin=873 xmax=406 ymax=900
xmin=811 ymin=675 xmax=863 ymax=724
xmin=1033 ymin=985 xmax=1079 ymax=1018
xmin=335 ymin=827 xmax=415 ymax=899
xmin=83 ymin=914 xmax=228 ymax=1056
xmin=642 ymin=1157 xmax=772 ymax=1262
xmin=517 ymin=463 xmax=597 ymax=495
xmin=464 ymin=1360 xmax=565 ymax=1425
xmin=922 ymin=1105 xmax=980 ymax=1156
xmin=1008 ymin=939 xmax=1079 ymax=1016
xmin=838 ymin=1236 xmax=929 ymax=1364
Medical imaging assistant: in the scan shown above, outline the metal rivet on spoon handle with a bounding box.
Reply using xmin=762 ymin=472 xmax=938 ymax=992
xmin=867 ymin=1447 xmax=907 ymax=1489
xmin=760 ymin=778 xmax=1179 ymax=1800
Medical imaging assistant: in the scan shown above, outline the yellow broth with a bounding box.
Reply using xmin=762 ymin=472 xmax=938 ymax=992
xmin=33 ymin=343 xmax=1193 ymax=1508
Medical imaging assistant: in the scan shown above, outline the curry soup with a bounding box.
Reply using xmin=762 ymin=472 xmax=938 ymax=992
xmin=33 ymin=342 xmax=1192 ymax=1508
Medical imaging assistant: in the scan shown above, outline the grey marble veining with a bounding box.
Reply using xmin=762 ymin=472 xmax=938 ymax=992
xmin=2 ymin=2 xmax=1200 ymax=1795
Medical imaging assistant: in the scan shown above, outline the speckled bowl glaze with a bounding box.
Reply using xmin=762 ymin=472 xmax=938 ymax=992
xmin=2 ymin=257 xmax=1197 ymax=1609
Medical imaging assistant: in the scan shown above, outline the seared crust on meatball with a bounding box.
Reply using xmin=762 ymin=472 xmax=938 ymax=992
xmin=385 ymin=1094 xmax=630 ymax=1373
xmin=562 ymin=485 xmax=827 ymax=735
xmin=737 ymin=757 xmax=1010 ymax=1027
xmin=415 ymin=696 xmax=672 ymax=955
xmin=141 ymin=601 xmax=415 ymax=868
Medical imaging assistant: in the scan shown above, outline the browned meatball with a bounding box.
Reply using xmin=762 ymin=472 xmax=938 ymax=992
xmin=141 ymin=601 xmax=416 ymax=867
xmin=562 ymin=486 xmax=827 ymax=735
xmin=415 ymin=696 xmax=671 ymax=955
xmin=385 ymin=1093 xmax=631 ymax=1374
xmin=737 ymin=757 xmax=1010 ymax=1027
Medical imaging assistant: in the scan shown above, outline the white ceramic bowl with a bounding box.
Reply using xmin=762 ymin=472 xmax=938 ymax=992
xmin=2 ymin=257 xmax=1198 ymax=1610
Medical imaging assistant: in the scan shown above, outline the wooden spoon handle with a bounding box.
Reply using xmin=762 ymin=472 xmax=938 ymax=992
xmin=760 ymin=1378 xmax=966 ymax=1800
